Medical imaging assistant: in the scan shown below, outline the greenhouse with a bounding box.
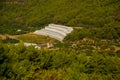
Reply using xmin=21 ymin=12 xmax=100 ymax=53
xmin=34 ymin=24 xmax=73 ymax=41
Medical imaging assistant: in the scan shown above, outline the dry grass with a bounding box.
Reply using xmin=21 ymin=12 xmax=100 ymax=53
xmin=0 ymin=35 xmax=6 ymax=40
xmin=16 ymin=33 xmax=56 ymax=43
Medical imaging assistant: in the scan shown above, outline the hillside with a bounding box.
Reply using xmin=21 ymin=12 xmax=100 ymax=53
xmin=0 ymin=0 xmax=120 ymax=80
xmin=0 ymin=0 xmax=120 ymax=34
xmin=0 ymin=42 xmax=120 ymax=80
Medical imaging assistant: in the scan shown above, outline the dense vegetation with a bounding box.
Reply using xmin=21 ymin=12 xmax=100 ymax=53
xmin=0 ymin=38 xmax=19 ymax=44
xmin=0 ymin=0 xmax=120 ymax=35
xmin=0 ymin=0 xmax=120 ymax=80
xmin=66 ymin=26 xmax=120 ymax=41
xmin=0 ymin=42 xmax=120 ymax=80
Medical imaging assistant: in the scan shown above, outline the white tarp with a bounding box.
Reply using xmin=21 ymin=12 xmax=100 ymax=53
xmin=45 ymin=27 xmax=67 ymax=36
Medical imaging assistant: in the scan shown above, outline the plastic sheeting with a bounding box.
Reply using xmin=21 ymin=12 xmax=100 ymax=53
xmin=34 ymin=24 xmax=73 ymax=41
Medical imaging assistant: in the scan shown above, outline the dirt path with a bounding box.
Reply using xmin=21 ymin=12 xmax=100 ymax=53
xmin=0 ymin=35 xmax=6 ymax=39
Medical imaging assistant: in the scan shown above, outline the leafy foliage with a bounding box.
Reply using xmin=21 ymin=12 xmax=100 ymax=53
xmin=0 ymin=0 xmax=120 ymax=34
xmin=0 ymin=1 xmax=120 ymax=79
xmin=0 ymin=43 xmax=120 ymax=79
xmin=66 ymin=25 xmax=120 ymax=41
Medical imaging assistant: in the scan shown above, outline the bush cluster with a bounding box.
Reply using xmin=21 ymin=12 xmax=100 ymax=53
xmin=0 ymin=43 xmax=120 ymax=80
xmin=0 ymin=0 xmax=120 ymax=34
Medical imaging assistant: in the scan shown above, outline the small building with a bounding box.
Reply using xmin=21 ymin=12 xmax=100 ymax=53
xmin=47 ymin=42 xmax=54 ymax=48
xmin=24 ymin=43 xmax=37 ymax=47
xmin=17 ymin=29 xmax=22 ymax=32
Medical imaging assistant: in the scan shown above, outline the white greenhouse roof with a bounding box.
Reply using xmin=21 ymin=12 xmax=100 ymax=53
xmin=34 ymin=24 xmax=73 ymax=41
